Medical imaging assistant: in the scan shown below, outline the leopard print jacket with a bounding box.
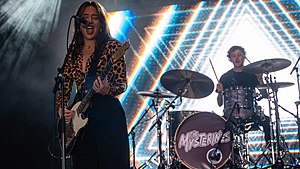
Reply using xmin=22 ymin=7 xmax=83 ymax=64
xmin=56 ymin=39 xmax=127 ymax=110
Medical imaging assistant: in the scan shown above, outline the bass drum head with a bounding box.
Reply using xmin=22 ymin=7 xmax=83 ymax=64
xmin=174 ymin=111 xmax=232 ymax=169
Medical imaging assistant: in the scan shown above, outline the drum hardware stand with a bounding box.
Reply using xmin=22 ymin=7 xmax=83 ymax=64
xmin=234 ymin=121 xmax=258 ymax=168
xmin=273 ymin=103 xmax=300 ymax=167
xmin=147 ymin=89 xmax=166 ymax=169
xmin=208 ymin=102 xmax=238 ymax=168
xmin=232 ymin=109 xmax=257 ymax=168
xmin=164 ymin=104 xmax=176 ymax=169
xmin=139 ymin=151 xmax=157 ymax=169
xmin=265 ymin=75 xmax=290 ymax=169
xmin=262 ymin=71 xmax=277 ymax=166
xmin=223 ymin=85 xmax=253 ymax=168
xmin=271 ymin=81 xmax=285 ymax=169
xmin=128 ymin=99 xmax=156 ymax=169
xmin=295 ymin=101 xmax=300 ymax=165
xmin=291 ymin=57 xmax=300 ymax=162
xmin=148 ymin=91 xmax=183 ymax=169
xmin=148 ymin=82 xmax=189 ymax=169
xmin=254 ymin=140 xmax=273 ymax=168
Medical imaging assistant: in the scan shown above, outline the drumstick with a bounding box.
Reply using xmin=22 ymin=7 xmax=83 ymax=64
xmin=241 ymin=53 xmax=251 ymax=64
xmin=209 ymin=58 xmax=219 ymax=81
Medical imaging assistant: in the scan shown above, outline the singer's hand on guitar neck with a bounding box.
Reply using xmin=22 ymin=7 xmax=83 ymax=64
xmin=93 ymin=76 xmax=110 ymax=95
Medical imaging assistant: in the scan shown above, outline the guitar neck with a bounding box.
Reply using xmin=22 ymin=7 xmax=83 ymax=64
xmin=76 ymin=62 xmax=111 ymax=115
xmin=76 ymin=88 xmax=95 ymax=115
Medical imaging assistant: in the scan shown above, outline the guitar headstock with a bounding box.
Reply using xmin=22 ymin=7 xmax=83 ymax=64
xmin=111 ymin=41 xmax=130 ymax=63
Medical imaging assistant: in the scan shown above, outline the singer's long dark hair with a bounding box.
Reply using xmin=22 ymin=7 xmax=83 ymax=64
xmin=68 ymin=1 xmax=112 ymax=61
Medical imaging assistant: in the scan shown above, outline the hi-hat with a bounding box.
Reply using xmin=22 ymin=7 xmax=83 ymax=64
xmin=257 ymin=82 xmax=294 ymax=90
xmin=137 ymin=91 xmax=176 ymax=98
xmin=160 ymin=69 xmax=214 ymax=99
xmin=243 ymin=58 xmax=291 ymax=74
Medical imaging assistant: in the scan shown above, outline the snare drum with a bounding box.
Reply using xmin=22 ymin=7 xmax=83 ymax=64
xmin=223 ymin=86 xmax=256 ymax=120
xmin=174 ymin=112 xmax=232 ymax=169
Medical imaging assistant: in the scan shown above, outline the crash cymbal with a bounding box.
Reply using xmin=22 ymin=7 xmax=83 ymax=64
xmin=137 ymin=91 xmax=176 ymax=98
xmin=243 ymin=58 xmax=291 ymax=74
xmin=160 ymin=69 xmax=214 ymax=99
xmin=257 ymin=82 xmax=294 ymax=90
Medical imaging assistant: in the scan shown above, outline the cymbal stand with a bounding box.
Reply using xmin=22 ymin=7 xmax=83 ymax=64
xmin=138 ymin=152 xmax=157 ymax=169
xmin=291 ymin=62 xmax=300 ymax=159
xmin=147 ymin=89 xmax=165 ymax=169
xmin=263 ymin=71 xmax=277 ymax=165
xmin=208 ymin=102 xmax=238 ymax=168
xmin=128 ymin=98 xmax=156 ymax=169
xmin=149 ymin=95 xmax=182 ymax=169
xmin=275 ymin=103 xmax=299 ymax=166
xmin=149 ymin=83 xmax=188 ymax=169
xmin=295 ymin=100 xmax=300 ymax=161
xmin=270 ymin=77 xmax=285 ymax=168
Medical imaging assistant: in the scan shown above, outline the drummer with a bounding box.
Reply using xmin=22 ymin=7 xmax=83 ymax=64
xmin=215 ymin=45 xmax=271 ymax=144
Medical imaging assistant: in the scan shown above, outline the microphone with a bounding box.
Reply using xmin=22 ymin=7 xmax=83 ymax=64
xmin=73 ymin=15 xmax=90 ymax=26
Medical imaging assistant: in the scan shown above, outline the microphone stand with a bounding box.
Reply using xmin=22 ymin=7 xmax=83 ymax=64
xmin=53 ymin=71 xmax=66 ymax=169
xmin=51 ymin=14 xmax=76 ymax=169
xmin=128 ymin=99 xmax=156 ymax=169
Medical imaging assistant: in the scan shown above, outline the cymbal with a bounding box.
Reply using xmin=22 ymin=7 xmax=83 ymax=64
xmin=137 ymin=91 xmax=176 ymax=98
xmin=160 ymin=69 xmax=214 ymax=99
xmin=243 ymin=58 xmax=291 ymax=74
xmin=257 ymin=82 xmax=294 ymax=90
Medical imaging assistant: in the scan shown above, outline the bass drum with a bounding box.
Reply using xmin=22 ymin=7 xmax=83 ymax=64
xmin=174 ymin=111 xmax=232 ymax=169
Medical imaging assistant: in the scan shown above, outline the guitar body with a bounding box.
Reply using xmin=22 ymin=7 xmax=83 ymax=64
xmin=71 ymin=101 xmax=88 ymax=135
xmin=58 ymin=101 xmax=88 ymax=154
xmin=65 ymin=101 xmax=88 ymax=154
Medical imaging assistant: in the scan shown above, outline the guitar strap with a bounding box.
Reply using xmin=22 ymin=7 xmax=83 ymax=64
xmin=83 ymin=39 xmax=112 ymax=95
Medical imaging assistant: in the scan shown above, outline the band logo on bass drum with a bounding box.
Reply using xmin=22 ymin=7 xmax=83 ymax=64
xmin=177 ymin=130 xmax=231 ymax=153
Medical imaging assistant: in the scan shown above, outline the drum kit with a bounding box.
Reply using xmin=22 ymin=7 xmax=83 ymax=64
xmin=134 ymin=58 xmax=298 ymax=169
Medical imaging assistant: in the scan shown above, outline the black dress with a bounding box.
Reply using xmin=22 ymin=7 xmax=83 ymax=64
xmin=72 ymin=95 xmax=130 ymax=169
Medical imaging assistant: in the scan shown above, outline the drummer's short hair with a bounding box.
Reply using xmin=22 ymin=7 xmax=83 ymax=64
xmin=227 ymin=46 xmax=246 ymax=58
